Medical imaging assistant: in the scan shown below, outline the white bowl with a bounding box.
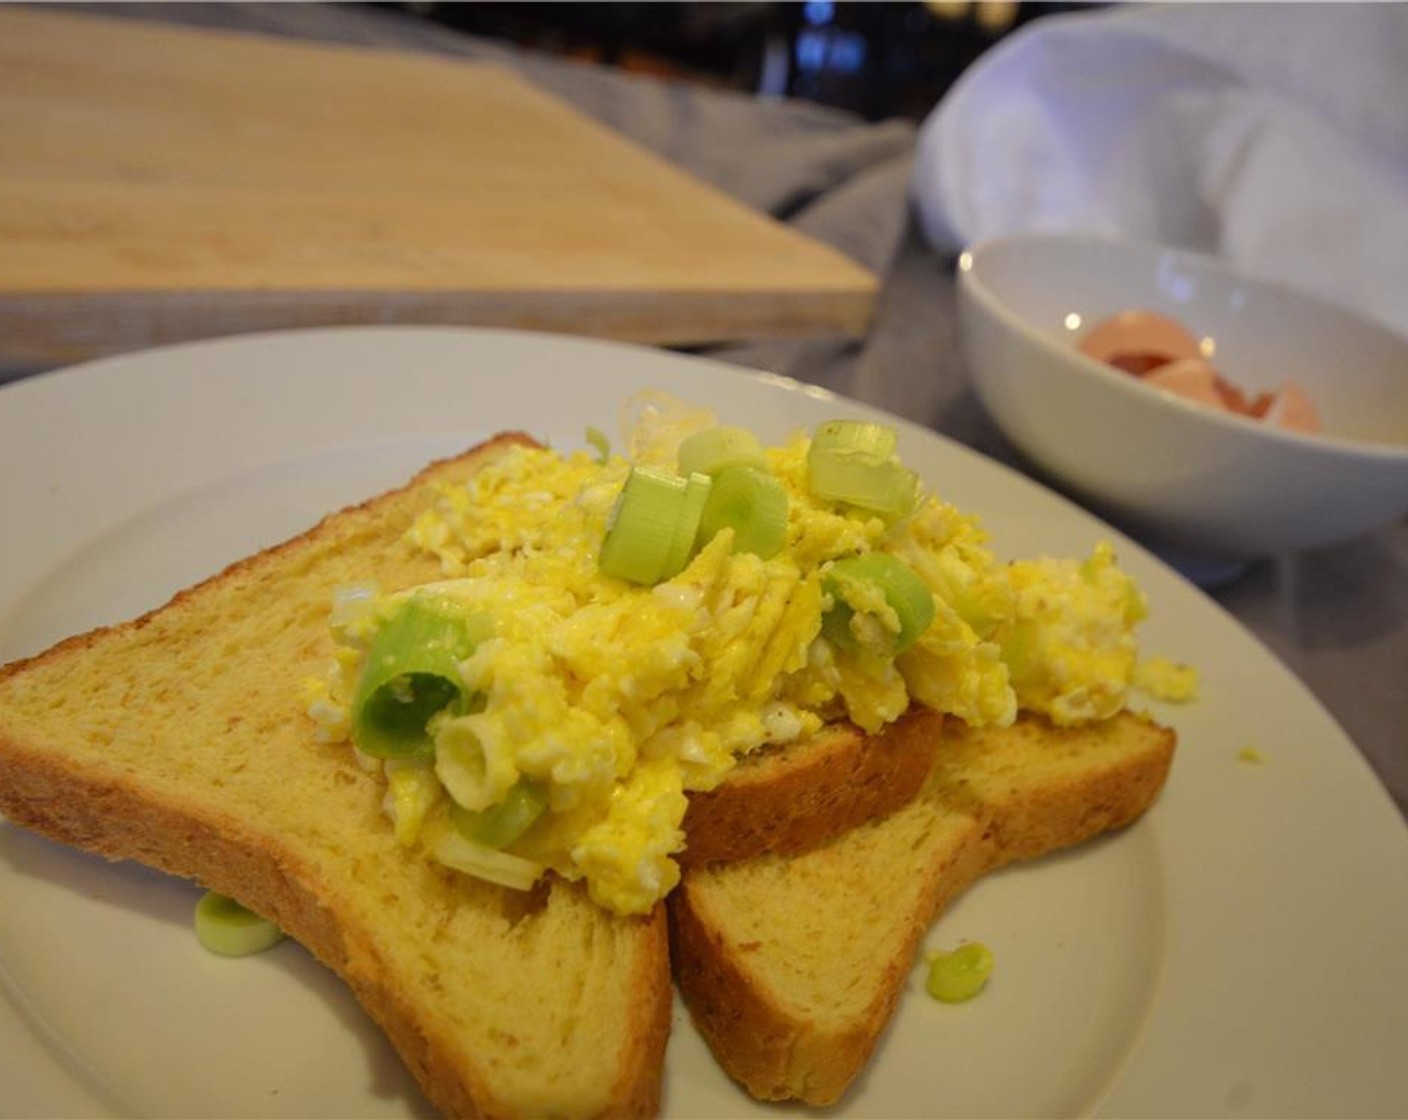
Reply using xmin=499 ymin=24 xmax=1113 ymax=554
xmin=956 ymin=233 xmax=1408 ymax=559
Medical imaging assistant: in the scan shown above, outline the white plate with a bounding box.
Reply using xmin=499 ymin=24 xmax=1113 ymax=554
xmin=1 ymin=327 xmax=1405 ymax=1119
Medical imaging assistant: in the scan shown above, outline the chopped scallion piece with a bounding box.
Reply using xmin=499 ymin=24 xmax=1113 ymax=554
xmin=677 ymin=425 xmax=769 ymax=476
xmin=450 ymin=779 xmax=549 ymax=850
xmin=431 ymin=830 xmax=544 ymax=891
xmin=351 ymin=595 xmax=491 ymax=760
xmin=823 ymin=552 xmax=935 ymax=653
xmin=599 ymin=467 xmax=712 ymax=585
xmin=926 ymin=942 xmax=995 ymax=1003
xmin=697 ymin=466 xmax=789 ymax=559
xmin=585 ymin=426 xmax=611 ymax=463
xmin=665 ymin=472 xmax=713 ymax=577
xmin=194 ymin=891 xmax=285 ymax=957
xmin=812 ymin=419 xmax=898 ymax=461
xmin=807 ymin=419 xmax=919 ymax=518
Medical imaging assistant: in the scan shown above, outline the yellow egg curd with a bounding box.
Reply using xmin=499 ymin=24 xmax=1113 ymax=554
xmin=306 ymin=411 xmax=1180 ymax=916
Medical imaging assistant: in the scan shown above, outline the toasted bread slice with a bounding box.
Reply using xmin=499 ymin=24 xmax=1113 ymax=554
xmin=0 ymin=430 xmax=947 ymax=1117
xmin=0 ymin=434 xmax=670 ymax=1119
xmin=668 ymin=711 xmax=1175 ymax=1107
xmin=681 ymin=706 xmax=942 ymax=867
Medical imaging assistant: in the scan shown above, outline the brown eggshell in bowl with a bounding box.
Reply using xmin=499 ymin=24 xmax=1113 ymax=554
xmin=1079 ymin=310 xmax=1203 ymax=368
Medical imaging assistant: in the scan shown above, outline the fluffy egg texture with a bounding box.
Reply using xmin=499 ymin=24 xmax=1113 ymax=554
xmin=309 ymin=419 xmax=1177 ymax=915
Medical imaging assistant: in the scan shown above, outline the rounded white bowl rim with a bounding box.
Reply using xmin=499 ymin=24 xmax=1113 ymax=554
xmin=958 ymin=232 xmax=1408 ymax=463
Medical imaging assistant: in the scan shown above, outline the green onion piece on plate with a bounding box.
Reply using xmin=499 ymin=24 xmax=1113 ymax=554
xmin=599 ymin=467 xmax=712 ymax=585
xmin=807 ymin=419 xmax=919 ymax=518
xmin=677 ymin=425 xmax=769 ymax=476
xmin=697 ymin=465 xmax=789 ymax=559
xmin=450 ymin=779 xmax=549 ymax=850
xmin=822 ymin=552 xmax=935 ymax=654
xmin=925 ymin=941 xmax=995 ymax=1003
xmin=194 ymin=891 xmax=286 ymax=957
xmin=351 ymin=594 xmax=491 ymax=760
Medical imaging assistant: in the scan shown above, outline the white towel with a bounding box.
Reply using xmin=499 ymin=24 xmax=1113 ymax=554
xmin=912 ymin=3 xmax=1408 ymax=337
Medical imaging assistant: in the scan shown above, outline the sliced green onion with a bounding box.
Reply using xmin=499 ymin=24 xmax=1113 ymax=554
xmin=431 ymin=830 xmax=544 ymax=891
xmin=585 ymin=426 xmax=611 ymax=463
xmin=450 ymin=779 xmax=549 ymax=850
xmin=925 ymin=942 xmax=995 ymax=1003
xmin=812 ymin=419 xmax=898 ymax=461
xmin=351 ymin=595 xmax=491 ymax=760
xmin=807 ymin=419 xmax=919 ymax=518
xmin=194 ymin=891 xmax=285 ymax=957
xmin=820 ymin=600 xmax=858 ymax=651
xmin=697 ymin=465 xmax=789 ymax=559
xmin=822 ymin=552 xmax=935 ymax=654
xmin=666 ymin=473 xmax=713 ymax=577
xmin=677 ymin=425 xmax=769 ymax=476
xmin=599 ymin=467 xmax=712 ymax=585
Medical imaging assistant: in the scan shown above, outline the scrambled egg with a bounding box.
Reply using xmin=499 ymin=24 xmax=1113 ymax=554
xmin=307 ymin=406 xmax=1188 ymax=916
xmin=1133 ymin=655 xmax=1199 ymax=702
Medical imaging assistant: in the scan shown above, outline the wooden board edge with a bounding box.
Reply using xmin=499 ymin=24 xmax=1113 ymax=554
xmin=0 ymin=286 xmax=877 ymax=370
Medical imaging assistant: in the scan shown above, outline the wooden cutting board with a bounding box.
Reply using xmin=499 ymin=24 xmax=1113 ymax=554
xmin=0 ymin=9 xmax=878 ymax=368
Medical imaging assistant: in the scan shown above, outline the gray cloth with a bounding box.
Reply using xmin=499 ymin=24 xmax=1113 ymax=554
xmin=41 ymin=3 xmax=1408 ymax=817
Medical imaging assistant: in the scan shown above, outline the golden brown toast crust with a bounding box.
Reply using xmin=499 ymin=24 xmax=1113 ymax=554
xmin=0 ymin=431 xmax=539 ymax=679
xmin=668 ymin=711 xmax=1176 ymax=1107
xmin=681 ymin=706 xmax=944 ymax=867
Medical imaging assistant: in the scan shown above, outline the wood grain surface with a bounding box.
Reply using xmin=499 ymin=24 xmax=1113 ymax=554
xmin=0 ymin=8 xmax=877 ymax=365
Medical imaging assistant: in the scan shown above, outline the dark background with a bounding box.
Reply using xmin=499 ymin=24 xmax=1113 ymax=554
xmin=392 ymin=2 xmax=1097 ymax=121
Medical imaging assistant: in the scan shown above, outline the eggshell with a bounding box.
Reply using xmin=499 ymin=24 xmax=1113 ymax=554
xmin=1262 ymin=383 xmax=1322 ymax=433
xmin=1106 ymin=351 xmax=1176 ymax=376
xmin=1142 ymin=358 xmax=1230 ymax=411
xmin=1079 ymin=310 xmax=1203 ymax=366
